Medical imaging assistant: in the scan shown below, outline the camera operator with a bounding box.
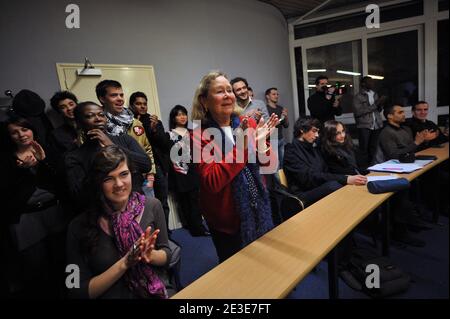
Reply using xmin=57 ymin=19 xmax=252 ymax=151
xmin=307 ymin=75 xmax=342 ymax=125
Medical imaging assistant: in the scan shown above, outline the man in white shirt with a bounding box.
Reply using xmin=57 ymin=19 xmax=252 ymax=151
xmin=353 ymin=76 xmax=387 ymax=167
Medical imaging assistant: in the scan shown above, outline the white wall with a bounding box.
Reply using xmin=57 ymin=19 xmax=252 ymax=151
xmin=0 ymin=0 xmax=295 ymax=139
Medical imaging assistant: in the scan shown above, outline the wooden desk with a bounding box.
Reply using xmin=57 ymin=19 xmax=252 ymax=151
xmin=172 ymin=143 xmax=448 ymax=299
xmin=373 ymin=144 xmax=449 ymax=181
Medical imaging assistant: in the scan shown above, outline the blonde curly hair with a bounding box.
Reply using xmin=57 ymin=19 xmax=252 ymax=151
xmin=191 ymin=70 xmax=243 ymax=121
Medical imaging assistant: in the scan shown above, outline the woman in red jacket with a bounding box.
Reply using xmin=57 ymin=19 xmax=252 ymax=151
xmin=190 ymin=71 xmax=279 ymax=262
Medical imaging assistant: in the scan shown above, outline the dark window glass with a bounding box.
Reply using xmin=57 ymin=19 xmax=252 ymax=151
xmin=439 ymin=0 xmax=449 ymax=11
xmin=306 ymin=40 xmax=362 ymax=114
xmin=437 ymin=115 xmax=449 ymax=127
xmin=294 ymin=47 xmax=306 ymax=117
xmin=368 ymin=30 xmax=418 ymax=107
xmin=294 ymin=1 xmax=423 ymax=40
xmin=438 ymin=19 xmax=449 ymax=107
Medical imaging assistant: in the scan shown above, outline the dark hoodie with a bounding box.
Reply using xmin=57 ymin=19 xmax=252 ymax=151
xmin=12 ymin=89 xmax=53 ymax=147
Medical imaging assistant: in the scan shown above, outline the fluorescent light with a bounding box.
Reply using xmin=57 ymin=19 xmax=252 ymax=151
xmin=336 ymin=70 xmax=361 ymax=76
xmin=367 ymin=74 xmax=384 ymax=80
xmin=308 ymin=85 xmax=316 ymax=88
xmin=307 ymin=69 xmax=327 ymax=73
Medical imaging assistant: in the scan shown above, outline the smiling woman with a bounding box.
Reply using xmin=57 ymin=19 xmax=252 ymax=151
xmin=66 ymin=145 xmax=174 ymax=299
xmin=1 ymin=113 xmax=64 ymax=297
xmin=190 ymin=71 xmax=279 ymax=262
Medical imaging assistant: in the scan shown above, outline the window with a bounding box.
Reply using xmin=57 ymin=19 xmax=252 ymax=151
xmin=294 ymin=47 xmax=306 ymax=116
xmin=306 ymin=40 xmax=362 ymax=114
xmin=438 ymin=19 xmax=449 ymax=106
xmin=439 ymin=0 xmax=449 ymax=11
xmin=294 ymin=1 xmax=423 ymax=40
xmin=368 ymin=30 xmax=419 ymax=107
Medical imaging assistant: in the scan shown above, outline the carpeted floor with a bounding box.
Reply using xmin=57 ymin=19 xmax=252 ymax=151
xmin=171 ymin=215 xmax=449 ymax=299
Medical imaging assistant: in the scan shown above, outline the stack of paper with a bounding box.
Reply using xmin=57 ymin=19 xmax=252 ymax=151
xmin=368 ymin=162 xmax=422 ymax=173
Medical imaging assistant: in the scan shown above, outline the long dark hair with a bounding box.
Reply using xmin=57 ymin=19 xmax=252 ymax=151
xmin=0 ymin=113 xmax=38 ymax=153
xmin=321 ymin=120 xmax=353 ymax=158
xmin=169 ymin=105 xmax=188 ymax=130
xmin=80 ymin=145 xmax=133 ymax=255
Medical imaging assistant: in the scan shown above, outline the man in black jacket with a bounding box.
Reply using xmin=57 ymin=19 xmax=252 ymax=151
xmin=129 ymin=91 xmax=173 ymax=228
xmin=48 ymin=91 xmax=80 ymax=167
xmin=405 ymin=101 xmax=448 ymax=147
xmin=283 ymin=117 xmax=367 ymax=208
xmin=64 ymin=101 xmax=151 ymax=212
xmin=405 ymin=101 xmax=449 ymax=217
xmin=307 ymin=76 xmax=342 ymax=125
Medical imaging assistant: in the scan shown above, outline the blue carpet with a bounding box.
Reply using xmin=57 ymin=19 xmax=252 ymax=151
xmin=171 ymin=216 xmax=448 ymax=298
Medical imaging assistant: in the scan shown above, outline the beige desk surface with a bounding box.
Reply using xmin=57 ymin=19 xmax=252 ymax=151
xmin=172 ymin=143 xmax=448 ymax=299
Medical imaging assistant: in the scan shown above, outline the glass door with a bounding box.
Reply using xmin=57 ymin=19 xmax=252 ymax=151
xmin=305 ymin=39 xmax=362 ymax=115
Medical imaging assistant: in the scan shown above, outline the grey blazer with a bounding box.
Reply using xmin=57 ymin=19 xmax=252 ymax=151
xmin=353 ymin=90 xmax=383 ymax=129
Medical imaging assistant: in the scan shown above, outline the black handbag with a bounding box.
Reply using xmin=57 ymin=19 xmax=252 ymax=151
xmin=26 ymin=188 xmax=57 ymax=213
xmin=348 ymin=248 xmax=410 ymax=298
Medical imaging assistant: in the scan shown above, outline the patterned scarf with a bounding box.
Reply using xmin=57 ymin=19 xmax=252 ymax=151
xmin=105 ymin=108 xmax=134 ymax=136
xmin=205 ymin=114 xmax=274 ymax=246
xmin=109 ymin=192 xmax=167 ymax=299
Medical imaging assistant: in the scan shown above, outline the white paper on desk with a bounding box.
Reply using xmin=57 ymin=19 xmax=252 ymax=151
xmin=414 ymin=159 xmax=434 ymax=167
xmin=367 ymin=175 xmax=399 ymax=182
xmin=368 ymin=162 xmax=422 ymax=173
xmin=386 ymin=159 xmax=434 ymax=167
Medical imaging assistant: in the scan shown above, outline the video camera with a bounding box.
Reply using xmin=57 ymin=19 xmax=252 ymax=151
xmin=325 ymin=83 xmax=347 ymax=98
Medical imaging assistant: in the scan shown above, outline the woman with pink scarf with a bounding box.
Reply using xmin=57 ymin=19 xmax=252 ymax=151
xmin=66 ymin=145 xmax=173 ymax=298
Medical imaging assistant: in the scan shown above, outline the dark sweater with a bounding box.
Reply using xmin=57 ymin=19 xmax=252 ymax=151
xmin=405 ymin=117 xmax=448 ymax=147
xmin=66 ymin=197 xmax=171 ymax=299
xmin=378 ymin=123 xmax=417 ymax=160
xmin=307 ymin=91 xmax=342 ymax=124
xmin=322 ymin=145 xmax=367 ymax=176
xmin=283 ymin=139 xmax=348 ymax=195
xmin=168 ymin=129 xmax=200 ymax=193
xmin=48 ymin=122 xmax=79 ymax=161
xmin=266 ymin=104 xmax=288 ymax=140
xmin=137 ymin=114 xmax=173 ymax=174
xmin=1 ymin=153 xmax=56 ymax=224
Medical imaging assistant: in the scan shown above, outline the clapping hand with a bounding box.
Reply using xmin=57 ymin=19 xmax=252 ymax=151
xmin=125 ymin=238 xmax=144 ymax=268
xmin=423 ymin=130 xmax=439 ymax=141
xmin=124 ymin=226 xmax=160 ymax=268
xmin=16 ymin=154 xmax=37 ymax=168
xmin=140 ymin=226 xmax=160 ymax=264
xmin=246 ymin=109 xmax=262 ymax=122
xmin=256 ymin=113 xmax=278 ymax=152
xmin=30 ymin=140 xmax=46 ymax=161
xmin=16 ymin=141 xmax=45 ymax=168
